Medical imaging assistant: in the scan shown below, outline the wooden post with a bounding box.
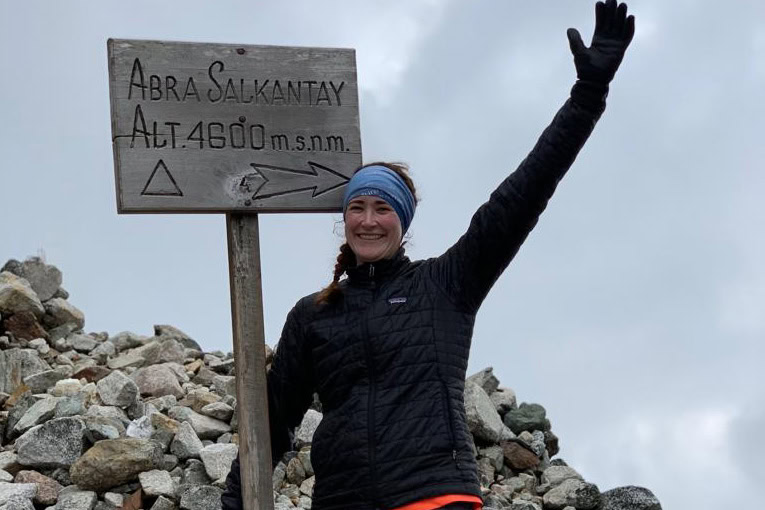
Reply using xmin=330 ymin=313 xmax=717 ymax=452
xmin=226 ymin=213 xmax=274 ymax=510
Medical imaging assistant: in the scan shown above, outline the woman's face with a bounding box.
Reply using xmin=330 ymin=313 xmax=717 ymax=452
xmin=344 ymin=195 xmax=403 ymax=264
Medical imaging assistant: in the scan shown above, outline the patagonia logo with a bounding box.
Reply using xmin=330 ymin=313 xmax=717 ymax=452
xmin=388 ymin=297 xmax=407 ymax=304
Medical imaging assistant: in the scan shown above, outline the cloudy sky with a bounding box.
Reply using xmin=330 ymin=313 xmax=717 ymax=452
xmin=2 ymin=1 xmax=763 ymax=507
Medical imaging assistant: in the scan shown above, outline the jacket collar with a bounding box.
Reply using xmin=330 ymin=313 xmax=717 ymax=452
xmin=346 ymin=247 xmax=409 ymax=285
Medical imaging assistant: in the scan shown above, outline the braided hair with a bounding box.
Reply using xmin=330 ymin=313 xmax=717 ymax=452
xmin=315 ymin=162 xmax=418 ymax=305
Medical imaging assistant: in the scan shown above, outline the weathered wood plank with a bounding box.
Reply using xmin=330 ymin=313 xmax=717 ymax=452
xmin=108 ymin=39 xmax=361 ymax=213
xmin=227 ymin=213 xmax=273 ymax=510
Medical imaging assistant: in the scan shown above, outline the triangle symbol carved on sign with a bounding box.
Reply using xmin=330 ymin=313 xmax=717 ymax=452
xmin=141 ymin=159 xmax=183 ymax=196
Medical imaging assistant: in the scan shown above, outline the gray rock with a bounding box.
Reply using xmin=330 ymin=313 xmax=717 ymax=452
xmin=27 ymin=338 xmax=49 ymax=354
xmin=0 ymin=482 xmax=38 ymax=503
xmin=23 ymin=369 xmax=67 ymax=394
xmin=139 ymin=469 xmax=176 ymax=498
xmin=479 ymin=445 xmax=505 ymax=471
xmin=69 ymin=438 xmax=164 ymax=491
xmin=154 ymin=325 xmax=203 ymax=352
xmin=89 ymin=341 xmax=116 ymax=363
xmin=542 ymin=466 xmax=583 ymax=488
xmin=211 ymin=376 xmax=236 ymax=398
xmin=150 ymin=495 xmax=176 ymax=510
xmin=97 ymin=371 xmax=139 ymax=408
xmin=299 ymin=475 xmax=315 ymax=497
xmin=86 ymin=405 xmax=130 ymax=426
xmin=192 ymin=367 xmax=217 ymax=387
xmin=5 ymin=392 xmax=35 ymax=441
xmin=158 ymin=338 xmax=187 ymax=365
xmin=147 ymin=395 xmax=178 ymax=413
xmin=0 ymin=496 xmax=36 ymax=510
xmin=1 ymin=258 xmax=62 ymax=301
xmin=179 ymin=485 xmax=223 ymax=510
xmin=0 ymin=272 xmax=45 ymax=317
xmin=490 ymin=387 xmax=517 ymax=415
xmin=107 ymin=351 xmax=145 ymax=370
xmin=295 ymin=410 xmax=322 ymax=448
xmin=169 ymin=406 xmax=230 ymax=440
xmin=13 ymin=396 xmax=60 ymax=434
xmin=108 ymin=331 xmax=147 ymax=352
xmin=132 ymin=365 xmax=185 ymax=399
xmin=200 ymin=443 xmax=238 ymax=482
xmin=182 ymin=459 xmax=212 ymax=487
xmin=0 ymin=469 xmax=12 ymax=482
xmin=272 ymin=461 xmax=287 ymax=491
xmin=49 ymin=378 xmax=83 ymax=397
xmin=543 ymin=478 xmax=600 ymax=510
xmin=103 ymin=493 xmax=123 ymax=507
xmin=48 ymin=323 xmax=79 ymax=343
xmin=503 ymin=403 xmax=551 ymax=434
xmin=600 ymin=486 xmax=662 ymax=510
xmin=200 ymin=402 xmax=234 ymax=422
xmin=15 ymin=417 xmax=87 ymax=468
xmin=54 ymin=394 xmax=85 ymax=418
xmin=52 ymin=486 xmax=97 ymax=510
xmin=68 ymin=334 xmax=99 ymax=354
xmin=0 ymin=452 xmax=19 ymax=473
xmin=0 ymin=348 xmax=50 ymax=394
xmin=42 ymin=298 xmax=85 ymax=330
xmin=171 ymin=421 xmax=204 ymax=460
xmin=509 ymin=502 xmax=541 ymax=510
xmin=298 ymin=449 xmax=313 ymax=477
xmin=464 ymin=380 xmax=504 ymax=443
xmin=162 ymin=454 xmax=179 ymax=472
xmin=126 ymin=415 xmax=154 ymax=439
xmin=14 ymin=470 xmax=63 ymax=506
xmin=467 ymin=367 xmax=500 ymax=395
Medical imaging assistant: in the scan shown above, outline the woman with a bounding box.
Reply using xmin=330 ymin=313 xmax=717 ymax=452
xmin=223 ymin=2 xmax=635 ymax=509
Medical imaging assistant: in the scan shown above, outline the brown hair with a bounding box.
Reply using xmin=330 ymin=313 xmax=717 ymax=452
xmin=315 ymin=162 xmax=418 ymax=305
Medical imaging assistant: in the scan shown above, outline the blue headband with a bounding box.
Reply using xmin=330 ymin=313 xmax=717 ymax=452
xmin=342 ymin=165 xmax=416 ymax=234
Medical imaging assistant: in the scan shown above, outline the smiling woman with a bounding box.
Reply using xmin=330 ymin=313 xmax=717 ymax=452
xmin=222 ymin=1 xmax=635 ymax=509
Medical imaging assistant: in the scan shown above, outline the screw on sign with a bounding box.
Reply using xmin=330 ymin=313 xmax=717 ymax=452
xmin=107 ymin=39 xmax=361 ymax=510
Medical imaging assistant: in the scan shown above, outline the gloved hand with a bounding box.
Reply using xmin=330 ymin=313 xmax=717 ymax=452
xmin=567 ymin=0 xmax=635 ymax=85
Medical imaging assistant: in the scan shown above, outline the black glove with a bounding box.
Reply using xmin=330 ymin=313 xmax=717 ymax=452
xmin=567 ymin=0 xmax=635 ymax=85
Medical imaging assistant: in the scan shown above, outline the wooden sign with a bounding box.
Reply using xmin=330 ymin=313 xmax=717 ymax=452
xmin=108 ymin=39 xmax=361 ymax=213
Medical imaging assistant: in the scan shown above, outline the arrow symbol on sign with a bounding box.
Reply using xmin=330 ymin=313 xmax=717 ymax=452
xmin=246 ymin=162 xmax=350 ymax=200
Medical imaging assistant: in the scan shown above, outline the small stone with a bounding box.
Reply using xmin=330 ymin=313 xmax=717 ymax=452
xmin=299 ymin=475 xmax=315 ymax=497
xmin=0 ymin=272 xmax=45 ymax=317
xmin=97 ymin=370 xmax=139 ymax=408
xmin=103 ymin=492 xmax=124 ymax=507
xmin=297 ymin=449 xmax=313 ymax=477
xmin=0 ymin=348 xmax=50 ymax=394
xmin=69 ymin=438 xmax=164 ymax=491
xmin=13 ymin=396 xmax=60 ymax=434
xmin=132 ymin=365 xmax=185 ymax=399
xmin=154 ymin=325 xmax=203 ymax=352
xmin=171 ymin=421 xmax=204 ymax=460
xmin=127 ymin=415 xmax=154 ymax=439
xmin=0 ymin=482 xmax=38 ymax=502
xmin=139 ymin=469 xmax=176 ymax=498
xmin=15 ymin=417 xmax=87 ymax=468
xmin=52 ymin=486 xmax=98 ymax=510
xmin=4 ymin=312 xmax=47 ymax=341
xmin=294 ymin=410 xmax=322 ymax=448
xmin=1 ymin=258 xmax=62 ymax=301
xmin=68 ymin=333 xmax=99 ymax=353
xmin=464 ymin=381 xmax=504 ymax=443
xmin=542 ymin=479 xmax=600 ymax=510
xmin=490 ymin=387 xmax=517 ymax=416
xmin=503 ymin=403 xmax=551 ymax=435
xmin=151 ymin=495 xmax=177 ymax=510
xmin=0 ymin=469 xmax=12 ymax=482
xmin=466 ymin=367 xmax=500 ymax=395
xmin=600 ymin=486 xmax=662 ymax=510
xmin=541 ymin=466 xmax=582 ymax=488
xmin=501 ymin=440 xmax=541 ymax=471
xmin=169 ymin=406 xmax=230 ymax=440
xmin=14 ymin=470 xmax=63 ymax=506
xmin=50 ymin=378 xmax=82 ymax=397
xmin=179 ymin=485 xmax=223 ymax=510
xmin=42 ymin=298 xmax=85 ymax=330
xmin=200 ymin=443 xmax=238 ymax=482
xmin=200 ymin=402 xmax=233 ymax=422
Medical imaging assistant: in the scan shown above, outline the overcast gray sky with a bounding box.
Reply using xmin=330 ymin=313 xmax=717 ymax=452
xmin=2 ymin=1 xmax=763 ymax=508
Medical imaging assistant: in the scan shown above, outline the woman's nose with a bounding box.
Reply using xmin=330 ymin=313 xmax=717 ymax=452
xmin=360 ymin=209 xmax=377 ymax=225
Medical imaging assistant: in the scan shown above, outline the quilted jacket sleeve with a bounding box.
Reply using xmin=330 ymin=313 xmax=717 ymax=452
xmin=221 ymin=301 xmax=315 ymax=510
xmin=429 ymin=81 xmax=610 ymax=313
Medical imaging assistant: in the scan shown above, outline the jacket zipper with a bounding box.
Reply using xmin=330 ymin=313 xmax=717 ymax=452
xmin=441 ymin=381 xmax=461 ymax=469
xmin=363 ymin=263 xmax=379 ymax=505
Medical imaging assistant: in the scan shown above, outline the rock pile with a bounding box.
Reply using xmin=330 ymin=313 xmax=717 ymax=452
xmin=0 ymin=257 xmax=662 ymax=510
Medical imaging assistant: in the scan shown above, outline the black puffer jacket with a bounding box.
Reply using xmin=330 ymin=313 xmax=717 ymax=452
xmin=222 ymin=82 xmax=608 ymax=510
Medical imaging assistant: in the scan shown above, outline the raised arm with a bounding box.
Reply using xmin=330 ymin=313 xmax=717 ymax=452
xmin=429 ymin=0 xmax=635 ymax=313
